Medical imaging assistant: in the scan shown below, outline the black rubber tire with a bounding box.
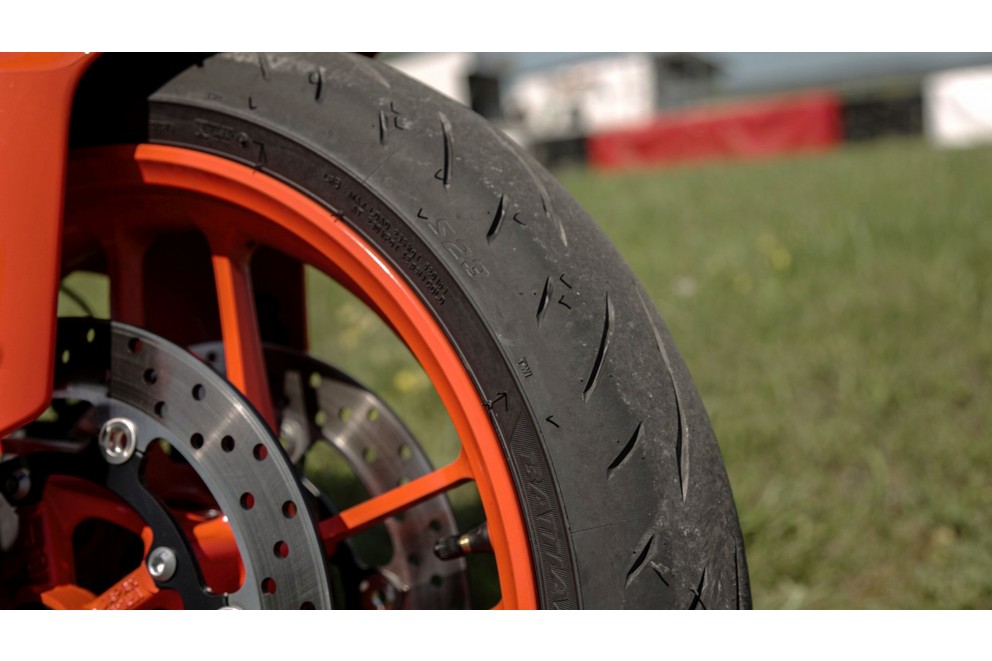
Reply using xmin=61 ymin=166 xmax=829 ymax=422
xmin=80 ymin=53 xmax=751 ymax=609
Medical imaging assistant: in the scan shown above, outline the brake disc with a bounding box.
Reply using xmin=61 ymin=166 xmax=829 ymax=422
xmin=195 ymin=343 xmax=470 ymax=609
xmin=30 ymin=319 xmax=333 ymax=609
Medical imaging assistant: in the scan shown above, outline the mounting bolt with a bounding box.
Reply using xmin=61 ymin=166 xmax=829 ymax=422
xmin=98 ymin=418 xmax=138 ymax=465
xmin=4 ymin=469 xmax=31 ymax=501
xmin=147 ymin=546 xmax=177 ymax=583
xmin=279 ymin=417 xmax=306 ymax=461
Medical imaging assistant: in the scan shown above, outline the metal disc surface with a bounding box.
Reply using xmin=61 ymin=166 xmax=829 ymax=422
xmin=52 ymin=319 xmax=333 ymax=609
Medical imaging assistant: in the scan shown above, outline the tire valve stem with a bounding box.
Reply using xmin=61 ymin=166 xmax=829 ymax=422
xmin=434 ymin=523 xmax=492 ymax=560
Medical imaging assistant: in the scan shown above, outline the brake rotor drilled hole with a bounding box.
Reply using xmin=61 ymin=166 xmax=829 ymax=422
xmin=367 ymin=407 xmax=379 ymax=422
xmin=61 ymin=349 xmax=71 ymax=364
xmin=192 ymin=384 xmax=206 ymax=400
xmin=430 ymin=575 xmax=443 ymax=588
xmin=408 ymin=553 xmax=420 ymax=566
xmin=300 ymin=602 xmax=315 ymax=610
xmin=154 ymin=401 xmax=167 ymax=417
xmin=240 ymin=493 xmax=255 ymax=510
xmin=261 ymin=577 xmax=276 ymax=594
xmin=282 ymin=501 xmax=297 ymax=519
xmin=314 ymin=410 xmax=327 ymax=427
xmin=398 ymin=444 xmax=412 ymax=461
xmin=86 ymin=328 xmax=96 ymax=343
xmin=309 ymin=372 xmax=322 ymax=389
xmin=190 ymin=433 xmax=204 ymax=449
xmin=253 ymin=444 xmax=268 ymax=461
xmin=143 ymin=368 xmax=158 ymax=384
xmin=274 ymin=541 xmax=289 ymax=558
xmin=338 ymin=407 xmax=351 ymax=422
xmin=362 ymin=447 xmax=376 ymax=463
xmin=221 ymin=435 xmax=235 ymax=452
xmin=127 ymin=338 xmax=142 ymax=354
xmin=429 ymin=519 xmax=442 ymax=533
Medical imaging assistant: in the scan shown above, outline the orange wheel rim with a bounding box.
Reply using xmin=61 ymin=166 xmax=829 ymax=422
xmin=62 ymin=144 xmax=538 ymax=609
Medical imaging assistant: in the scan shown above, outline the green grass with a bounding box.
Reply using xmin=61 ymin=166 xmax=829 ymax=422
xmin=556 ymin=138 xmax=992 ymax=608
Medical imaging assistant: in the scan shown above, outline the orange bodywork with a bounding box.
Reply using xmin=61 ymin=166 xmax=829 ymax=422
xmin=0 ymin=53 xmax=98 ymax=437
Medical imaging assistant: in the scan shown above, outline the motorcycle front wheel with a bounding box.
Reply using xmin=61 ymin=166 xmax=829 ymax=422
xmin=55 ymin=52 xmax=750 ymax=609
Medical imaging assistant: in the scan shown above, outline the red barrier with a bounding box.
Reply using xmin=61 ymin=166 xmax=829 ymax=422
xmin=587 ymin=91 xmax=842 ymax=169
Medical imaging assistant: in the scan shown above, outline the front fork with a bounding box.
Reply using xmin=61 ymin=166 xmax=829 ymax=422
xmin=0 ymin=53 xmax=97 ymax=437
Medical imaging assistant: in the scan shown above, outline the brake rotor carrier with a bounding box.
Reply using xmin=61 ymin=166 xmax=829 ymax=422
xmin=27 ymin=319 xmax=334 ymax=609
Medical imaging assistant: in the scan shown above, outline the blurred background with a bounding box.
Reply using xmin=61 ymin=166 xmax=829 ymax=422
xmin=375 ymin=52 xmax=992 ymax=608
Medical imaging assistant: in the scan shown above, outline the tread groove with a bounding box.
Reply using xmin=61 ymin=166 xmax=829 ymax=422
xmin=625 ymin=534 xmax=654 ymax=588
xmin=378 ymin=110 xmax=388 ymax=146
xmin=438 ymin=111 xmax=453 ymax=189
xmin=688 ymin=568 xmax=707 ymax=610
xmin=650 ymin=562 xmax=670 ymax=586
xmin=607 ymin=421 xmax=644 ymax=477
xmin=536 ymin=277 xmax=554 ymax=326
xmin=482 ymin=122 xmax=567 ymax=247
xmin=308 ymin=68 xmax=324 ymax=101
xmin=636 ymin=288 xmax=690 ymax=501
xmin=486 ymin=193 xmax=507 ymax=244
xmin=583 ymin=294 xmax=614 ymax=402
xmin=540 ymin=191 xmax=568 ymax=248
xmin=674 ymin=390 xmax=686 ymax=501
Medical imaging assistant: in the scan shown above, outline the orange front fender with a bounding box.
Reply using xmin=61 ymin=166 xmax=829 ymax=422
xmin=0 ymin=53 xmax=97 ymax=436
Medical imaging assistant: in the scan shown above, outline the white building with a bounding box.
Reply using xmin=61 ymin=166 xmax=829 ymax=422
xmin=385 ymin=52 xmax=478 ymax=108
xmin=385 ymin=52 xmax=719 ymax=153
xmin=506 ymin=54 xmax=656 ymax=143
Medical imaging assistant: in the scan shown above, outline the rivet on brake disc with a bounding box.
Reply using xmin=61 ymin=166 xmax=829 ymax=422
xmin=147 ymin=546 xmax=178 ymax=583
xmin=98 ymin=418 xmax=139 ymax=465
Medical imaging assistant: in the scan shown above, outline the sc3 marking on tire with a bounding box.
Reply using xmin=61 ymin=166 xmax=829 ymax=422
xmin=416 ymin=208 xmax=489 ymax=279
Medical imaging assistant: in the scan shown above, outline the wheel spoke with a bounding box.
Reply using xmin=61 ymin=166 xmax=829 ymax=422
xmin=210 ymin=238 xmax=276 ymax=429
xmin=105 ymin=229 xmax=148 ymax=326
xmin=318 ymin=453 xmax=473 ymax=552
xmin=188 ymin=515 xmax=244 ymax=595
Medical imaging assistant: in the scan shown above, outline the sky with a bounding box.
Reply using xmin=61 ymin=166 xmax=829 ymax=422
xmin=481 ymin=53 xmax=992 ymax=93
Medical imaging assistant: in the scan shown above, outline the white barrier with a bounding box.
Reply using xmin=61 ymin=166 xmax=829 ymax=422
xmin=924 ymin=64 xmax=992 ymax=148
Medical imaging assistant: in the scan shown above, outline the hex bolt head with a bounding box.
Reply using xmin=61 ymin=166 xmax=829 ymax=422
xmin=147 ymin=546 xmax=177 ymax=583
xmin=279 ymin=418 xmax=303 ymax=457
xmin=4 ymin=469 xmax=30 ymax=501
xmin=99 ymin=418 xmax=138 ymax=465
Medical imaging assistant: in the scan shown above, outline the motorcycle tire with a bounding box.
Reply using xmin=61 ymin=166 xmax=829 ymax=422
xmin=70 ymin=52 xmax=750 ymax=609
